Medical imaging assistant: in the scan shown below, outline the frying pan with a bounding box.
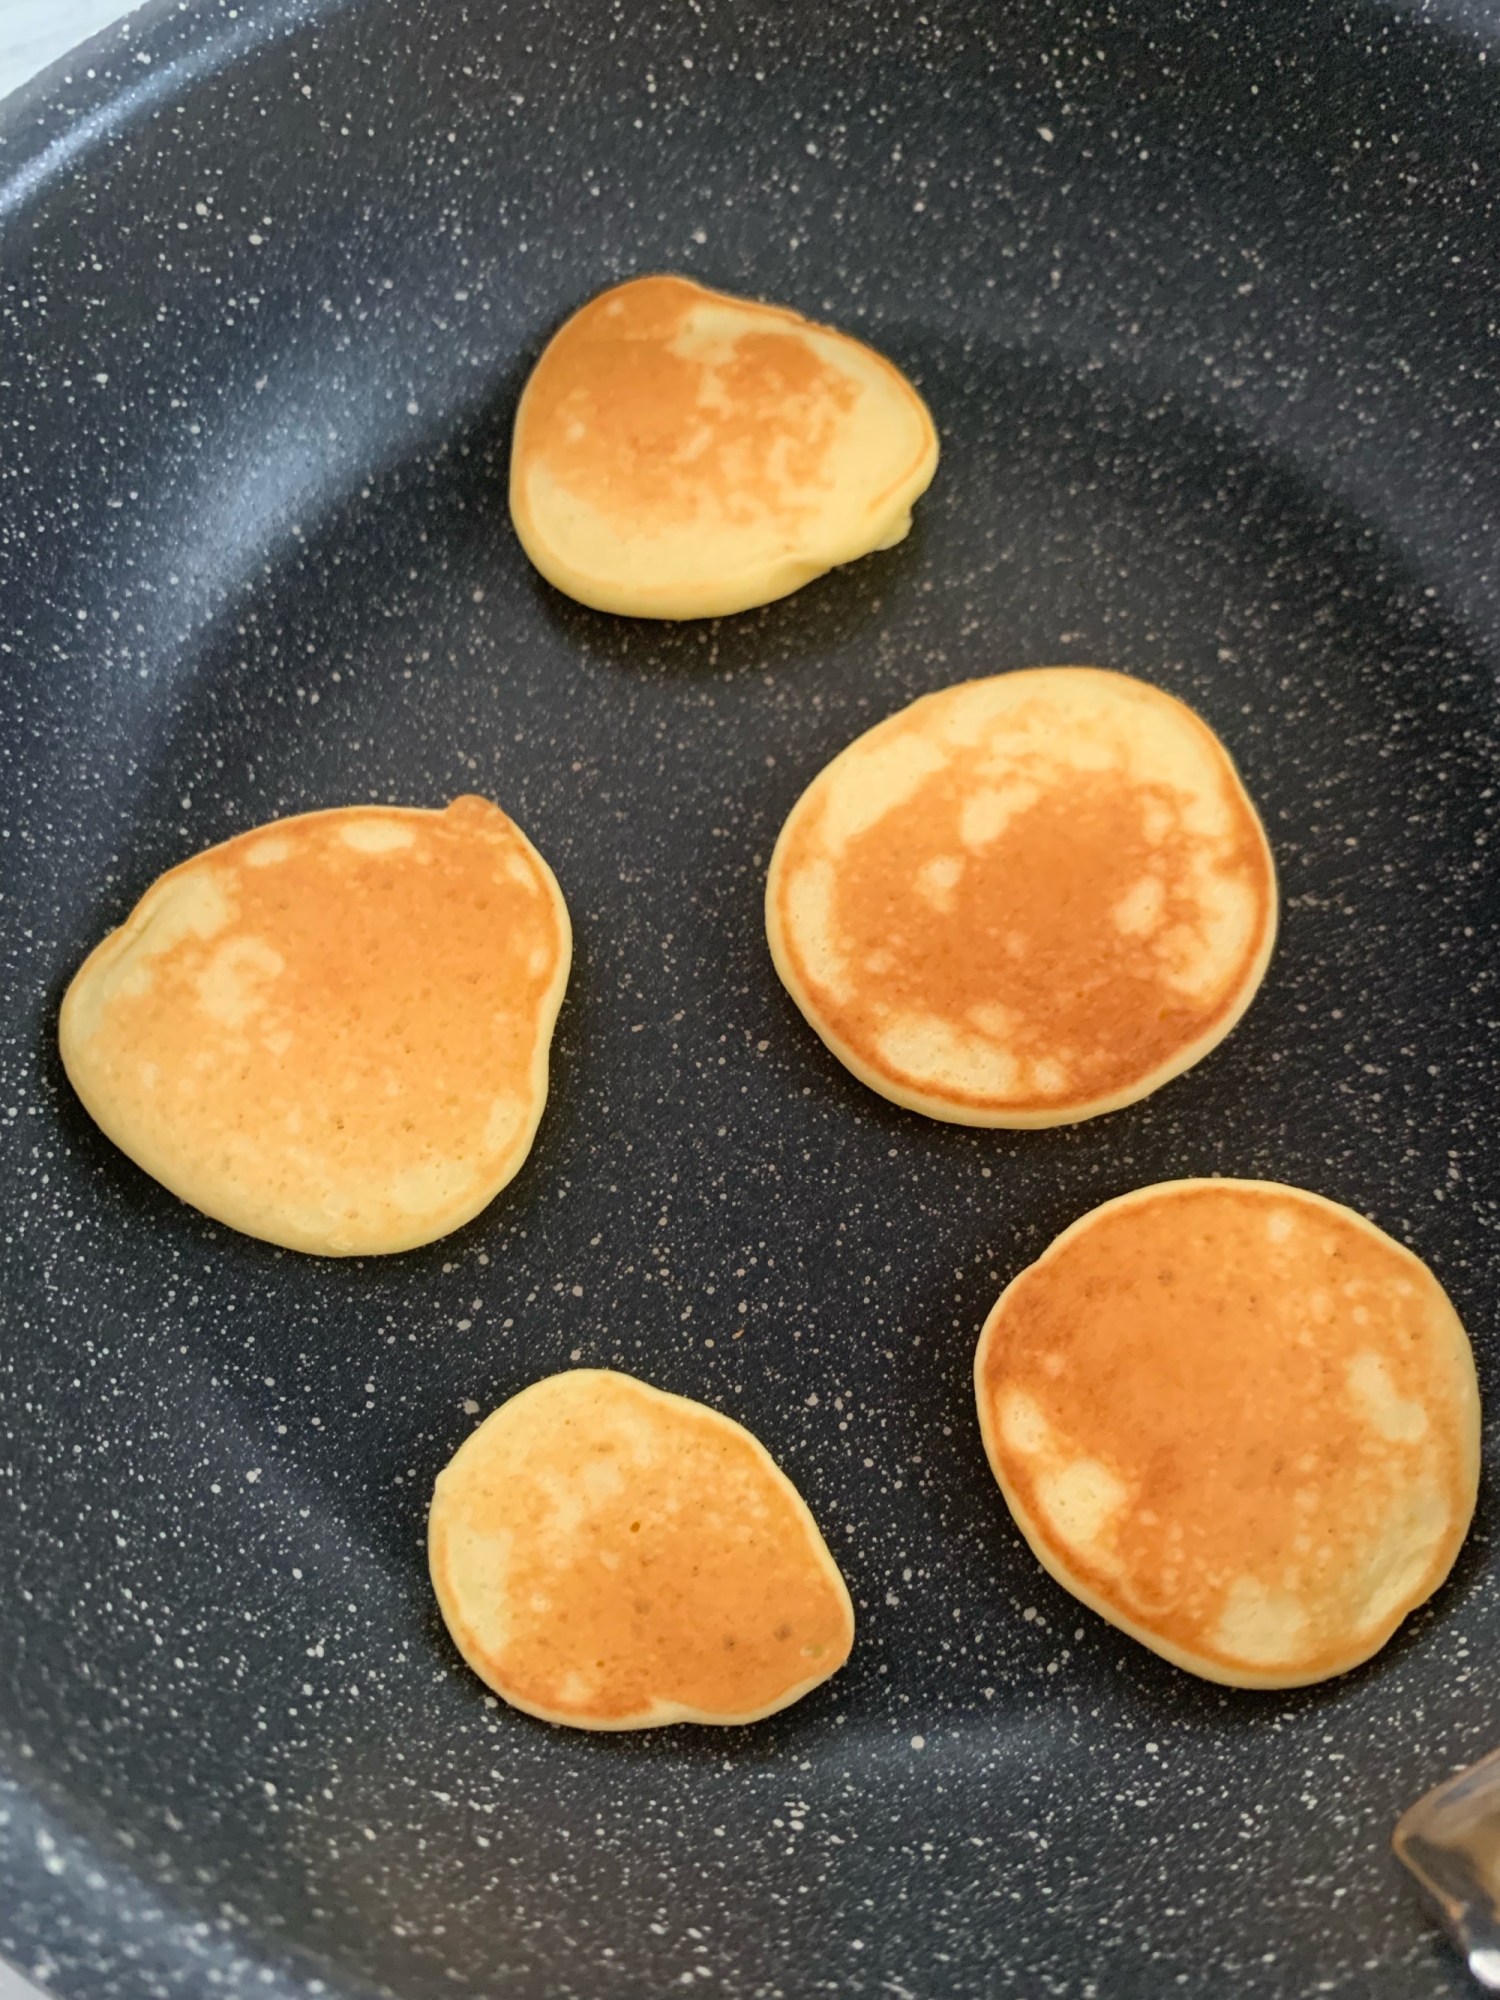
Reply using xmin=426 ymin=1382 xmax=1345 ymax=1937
xmin=2 ymin=1 xmax=1497 ymax=1995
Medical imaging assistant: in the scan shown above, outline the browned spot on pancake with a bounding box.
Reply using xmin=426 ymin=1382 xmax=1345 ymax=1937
xmin=766 ymin=668 xmax=1277 ymax=1125
xmin=59 ymin=796 xmax=570 ymax=1255
xmin=521 ymin=277 xmax=861 ymax=530
xmin=974 ymin=1180 xmax=1480 ymax=1686
xmin=831 ymin=764 xmax=1255 ymax=1097
xmin=428 ymin=1370 xmax=855 ymax=1728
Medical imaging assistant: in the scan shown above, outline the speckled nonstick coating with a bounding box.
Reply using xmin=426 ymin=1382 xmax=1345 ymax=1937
xmin=1 ymin=2 xmax=1496 ymax=1996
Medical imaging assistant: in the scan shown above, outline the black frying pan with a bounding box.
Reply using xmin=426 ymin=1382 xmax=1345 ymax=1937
xmin=2 ymin=2 xmax=1497 ymax=1995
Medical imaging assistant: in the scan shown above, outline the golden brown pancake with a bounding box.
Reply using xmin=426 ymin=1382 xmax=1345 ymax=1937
xmin=59 ymin=797 xmax=570 ymax=1256
xmin=509 ymin=274 xmax=938 ymax=619
xmin=766 ymin=666 xmax=1277 ymax=1126
xmin=974 ymin=1179 xmax=1480 ymax=1688
xmin=428 ymin=1370 xmax=855 ymax=1728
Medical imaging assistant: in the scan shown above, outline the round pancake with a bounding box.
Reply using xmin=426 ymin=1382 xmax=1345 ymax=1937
xmin=766 ymin=666 xmax=1277 ymax=1126
xmin=59 ymin=796 xmax=570 ymax=1257
xmin=428 ymin=1370 xmax=855 ymax=1729
xmin=974 ymin=1179 xmax=1480 ymax=1688
xmin=509 ymin=273 xmax=939 ymax=619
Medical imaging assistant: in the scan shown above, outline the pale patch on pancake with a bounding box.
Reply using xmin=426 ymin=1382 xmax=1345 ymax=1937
xmin=997 ymin=1391 xmax=1129 ymax=1577
xmin=59 ymin=796 xmax=571 ymax=1256
xmin=1155 ymin=863 xmax=1258 ymax=1002
xmin=195 ymin=936 xmax=286 ymax=1026
xmin=442 ymin=1522 xmax=515 ymax=1657
xmin=967 ymin=1001 xmax=1017 ymax=1042
xmin=1346 ymin=1350 xmax=1429 ymax=1443
xmin=875 ymin=1012 xmax=1021 ymax=1100
xmin=1349 ymin=1482 xmax=1451 ymax=1633
xmin=66 ymin=870 xmax=236 ymax=1043
xmin=339 ymin=817 xmax=416 ymax=854
xmin=959 ymin=781 xmax=1042 ymax=852
xmin=999 ymin=1388 xmax=1054 ymax=1458
xmin=782 ymin=859 xmax=851 ymax=1006
xmin=1141 ymin=798 xmax=1174 ymax=845
xmin=819 ymin=734 xmax=947 ymax=858
xmin=1111 ymin=873 xmax=1165 ymax=937
xmin=482 ymin=1095 xmax=525 ymax=1158
xmin=974 ymin=1179 xmax=1480 ymax=1688
xmin=510 ymin=274 xmax=939 ymax=620
xmin=767 ymin=667 xmax=1277 ymax=1128
xmin=244 ymin=835 xmax=295 ymax=868
xmin=428 ymin=1370 xmax=855 ymax=1729
xmin=914 ymin=853 xmax=965 ymax=913
xmin=1035 ymin=1459 xmax=1129 ymax=1563
xmin=1212 ymin=1576 xmax=1311 ymax=1667
xmin=383 ymin=1157 xmax=482 ymax=1220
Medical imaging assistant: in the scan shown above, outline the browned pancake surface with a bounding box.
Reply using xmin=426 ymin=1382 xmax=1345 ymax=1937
xmin=428 ymin=1370 xmax=855 ymax=1728
xmin=767 ymin=668 xmax=1277 ymax=1125
xmin=521 ymin=276 xmax=857 ymax=530
xmin=59 ymin=796 xmax=570 ymax=1255
xmin=974 ymin=1180 xmax=1480 ymax=1685
xmin=510 ymin=274 xmax=938 ymax=618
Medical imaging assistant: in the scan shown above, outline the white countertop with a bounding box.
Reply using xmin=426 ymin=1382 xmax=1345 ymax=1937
xmin=1 ymin=0 xmax=136 ymax=102
xmin=0 ymin=1963 xmax=46 ymax=2000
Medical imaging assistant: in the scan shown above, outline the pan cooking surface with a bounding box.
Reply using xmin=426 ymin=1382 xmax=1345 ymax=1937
xmin=2 ymin=2 xmax=1497 ymax=1995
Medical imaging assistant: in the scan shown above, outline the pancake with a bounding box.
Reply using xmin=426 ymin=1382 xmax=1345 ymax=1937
xmin=428 ymin=1369 xmax=855 ymax=1729
xmin=974 ymin=1179 xmax=1480 ymax=1688
xmin=766 ymin=666 xmax=1277 ymax=1126
xmin=59 ymin=796 xmax=570 ymax=1256
xmin=509 ymin=273 xmax=938 ymax=619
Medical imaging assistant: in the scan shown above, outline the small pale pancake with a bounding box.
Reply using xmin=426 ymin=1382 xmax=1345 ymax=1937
xmin=974 ymin=1179 xmax=1480 ymax=1688
xmin=766 ymin=666 xmax=1277 ymax=1126
xmin=59 ymin=796 xmax=570 ymax=1257
xmin=509 ymin=274 xmax=938 ymax=619
xmin=428 ymin=1370 xmax=855 ymax=1729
